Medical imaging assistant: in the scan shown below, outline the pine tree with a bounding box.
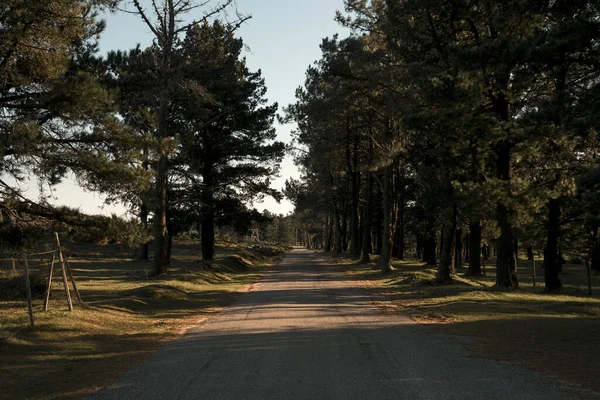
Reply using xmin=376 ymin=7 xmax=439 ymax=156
xmin=0 ymin=0 xmax=116 ymax=191
xmin=125 ymin=0 xmax=248 ymax=273
xmin=175 ymin=22 xmax=284 ymax=260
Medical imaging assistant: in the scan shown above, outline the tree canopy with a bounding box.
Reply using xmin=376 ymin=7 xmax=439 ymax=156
xmin=285 ymin=0 xmax=600 ymax=291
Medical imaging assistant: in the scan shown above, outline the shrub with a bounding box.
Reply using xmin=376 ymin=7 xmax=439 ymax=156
xmin=0 ymin=271 xmax=46 ymax=300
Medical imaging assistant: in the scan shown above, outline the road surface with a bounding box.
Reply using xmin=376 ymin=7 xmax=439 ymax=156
xmin=90 ymin=248 xmax=569 ymax=400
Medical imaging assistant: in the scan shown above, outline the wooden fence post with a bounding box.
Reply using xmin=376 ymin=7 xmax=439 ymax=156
xmin=55 ymin=233 xmax=73 ymax=311
xmin=586 ymin=259 xmax=593 ymax=297
xmin=64 ymin=256 xmax=83 ymax=303
xmin=482 ymin=257 xmax=486 ymax=277
xmin=43 ymin=252 xmax=57 ymax=311
xmin=22 ymin=253 xmax=34 ymax=329
xmin=532 ymin=257 xmax=536 ymax=288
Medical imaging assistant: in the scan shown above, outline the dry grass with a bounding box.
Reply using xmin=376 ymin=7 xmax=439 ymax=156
xmin=336 ymin=254 xmax=600 ymax=395
xmin=0 ymin=238 xmax=287 ymax=400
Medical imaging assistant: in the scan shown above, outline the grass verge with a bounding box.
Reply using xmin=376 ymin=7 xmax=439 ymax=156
xmin=0 ymin=239 xmax=287 ymax=400
xmin=332 ymin=254 xmax=600 ymax=396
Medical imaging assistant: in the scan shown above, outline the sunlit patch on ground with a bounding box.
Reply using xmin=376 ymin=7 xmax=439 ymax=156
xmin=0 ymin=238 xmax=287 ymax=400
xmin=333 ymin=252 xmax=600 ymax=395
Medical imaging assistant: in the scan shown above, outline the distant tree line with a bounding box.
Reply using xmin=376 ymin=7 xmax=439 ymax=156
xmin=284 ymin=0 xmax=600 ymax=291
xmin=0 ymin=0 xmax=284 ymax=274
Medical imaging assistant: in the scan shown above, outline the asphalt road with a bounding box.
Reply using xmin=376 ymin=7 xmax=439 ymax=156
xmin=90 ymin=248 xmax=569 ymax=400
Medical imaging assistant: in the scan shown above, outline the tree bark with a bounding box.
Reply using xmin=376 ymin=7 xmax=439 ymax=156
xmin=333 ymin=199 xmax=343 ymax=253
xmin=544 ymin=197 xmax=563 ymax=291
xmin=392 ymin=205 xmax=405 ymax=260
xmin=166 ymin=215 xmax=174 ymax=264
xmin=378 ymin=162 xmax=393 ymax=273
xmin=340 ymin=186 xmax=349 ymax=252
xmin=151 ymin=1 xmax=176 ymax=276
xmin=138 ymin=202 xmax=149 ymax=260
xmin=592 ymin=237 xmax=600 ymax=274
xmin=361 ymin=172 xmax=374 ymax=262
xmin=359 ymin=207 xmax=364 ymax=251
xmin=392 ymin=170 xmax=405 ymax=260
xmin=454 ymin=227 xmax=463 ymax=271
xmin=495 ymin=140 xmax=518 ymax=288
xmin=348 ymin=132 xmax=361 ymax=258
xmin=375 ymin=209 xmax=383 ymax=256
xmin=468 ymin=221 xmax=482 ymax=275
xmin=201 ymin=157 xmax=215 ymax=261
xmin=527 ymin=245 xmax=534 ymax=261
xmin=542 ymin=67 xmax=567 ymax=291
xmin=437 ymin=215 xmax=457 ymax=283
xmin=464 ymin=230 xmax=470 ymax=263
xmin=324 ymin=211 xmax=333 ymax=253
xmin=153 ymin=143 xmax=170 ymax=274
xmin=422 ymin=216 xmax=437 ymax=265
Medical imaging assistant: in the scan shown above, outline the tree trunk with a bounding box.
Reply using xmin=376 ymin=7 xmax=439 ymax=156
xmin=468 ymin=221 xmax=482 ymax=275
xmin=591 ymin=225 xmax=600 ymax=274
xmin=334 ymin=199 xmax=343 ymax=253
xmin=341 ymin=188 xmax=349 ymax=252
xmin=201 ymin=213 xmax=215 ymax=260
xmin=464 ymin=230 xmax=470 ymax=264
xmin=592 ymin=238 xmax=600 ymax=274
xmin=362 ymin=172 xmax=374 ymax=262
xmin=166 ymin=216 xmax=174 ymax=264
xmin=416 ymin=233 xmax=424 ymax=260
xmin=454 ymin=227 xmax=463 ymax=271
xmin=153 ymin=145 xmax=170 ymax=274
xmin=324 ymin=212 xmax=333 ymax=253
xmin=378 ymin=162 xmax=393 ymax=273
xmin=496 ymin=202 xmax=518 ymax=287
xmin=422 ymin=217 xmax=437 ymax=265
xmin=349 ymin=134 xmax=361 ymax=258
xmin=359 ymin=206 xmax=364 ymax=251
xmin=495 ymin=140 xmax=518 ymax=288
xmin=138 ymin=202 xmax=149 ymax=260
xmin=201 ymin=160 xmax=215 ymax=261
xmin=375 ymin=211 xmax=383 ymax=256
xmin=350 ymin=172 xmax=360 ymax=256
xmin=437 ymin=207 xmax=457 ymax=283
xmin=423 ymin=238 xmax=437 ymax=265
xmin=527 ymin=245 xmax=534 ymax=261
xmin=151 ymin=4 xmax=176 ymax=275
xmin=392 ymin=190 xmax=405 ymax=260
xmin=542 ymin=68 xmax=567 ymax=290
xmin=544 ymin=197 xmax=562 ymax=291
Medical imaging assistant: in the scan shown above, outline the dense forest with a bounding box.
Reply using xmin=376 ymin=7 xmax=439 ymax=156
xmin=3 ymin=0 xmax=600 ymax=293
xmin=3 ymin=1 xmax=600 ymax=397
xmin=0 ymin=0 xmax=288 ymax=273
xmin=284 ymin=0 xmax=600 ymax=291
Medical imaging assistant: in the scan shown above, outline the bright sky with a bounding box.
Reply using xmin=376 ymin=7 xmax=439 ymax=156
xmin=26 ymin=0 xmax=347 ymax=217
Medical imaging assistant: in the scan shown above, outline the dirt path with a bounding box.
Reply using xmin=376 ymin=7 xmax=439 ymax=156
xmin=89 ymin=249 xmax=570 ymax=400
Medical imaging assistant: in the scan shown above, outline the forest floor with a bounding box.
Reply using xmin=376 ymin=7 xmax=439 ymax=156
xmin=330 ymin=253 xmax=600 ymax=397
xmin=0 ymin=236 xmax=288 ymax=400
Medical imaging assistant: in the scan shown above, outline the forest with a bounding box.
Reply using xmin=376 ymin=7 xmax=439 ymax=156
xmin=2 ymin=0 xmax=600 ymax=398
xmin=0 ymin=0 xmax=288 ymax=271
xmin=284 ymin=0 xmax=600 ymax=292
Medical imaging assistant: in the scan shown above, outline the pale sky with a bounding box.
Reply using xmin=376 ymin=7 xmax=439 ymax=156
xmin=22 ymin=0 xmax=348 ymax=217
